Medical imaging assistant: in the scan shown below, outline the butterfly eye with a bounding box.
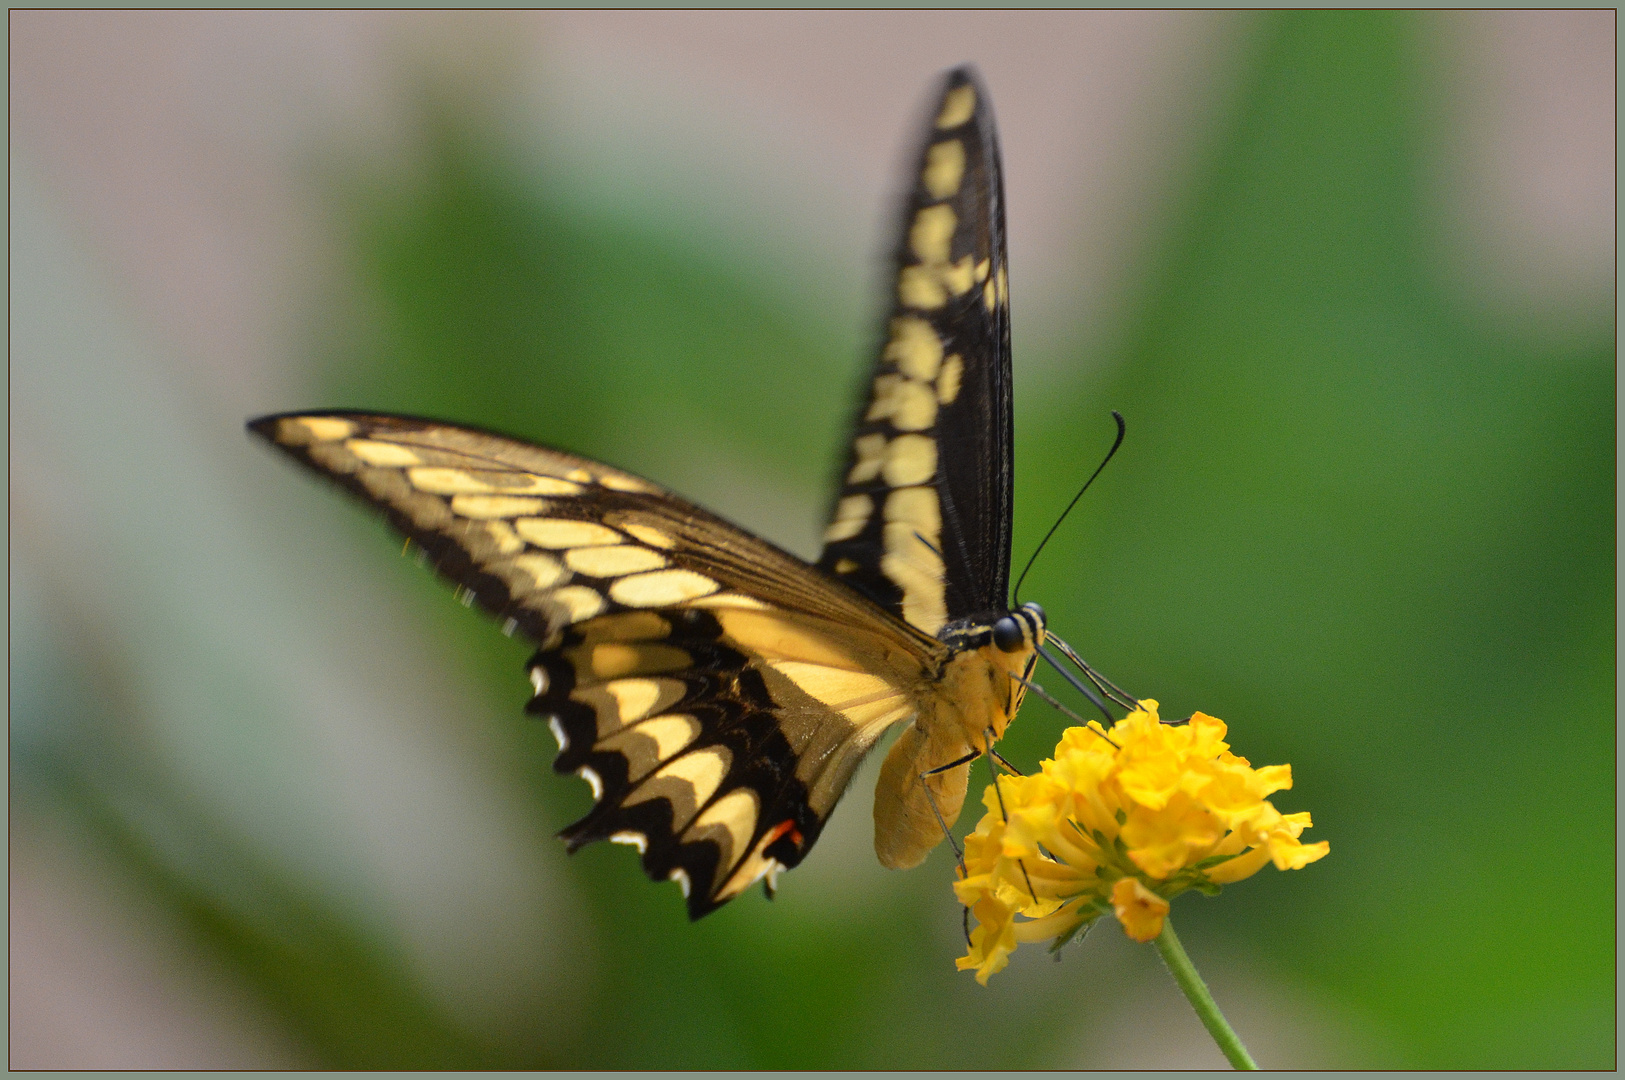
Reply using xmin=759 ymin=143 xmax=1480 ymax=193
xmin=1020 ymin=601 xmax=1046 ymax=628
xmin=992 ymin=615 xmax=1026 ymax=652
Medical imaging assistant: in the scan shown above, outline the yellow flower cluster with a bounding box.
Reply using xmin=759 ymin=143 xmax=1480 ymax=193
xmin=954 ymin=702 xmax=1328 ymax=984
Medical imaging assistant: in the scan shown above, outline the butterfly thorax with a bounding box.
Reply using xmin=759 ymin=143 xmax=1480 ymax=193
xmin=930 ymin=600 xmax=1045 ymax=743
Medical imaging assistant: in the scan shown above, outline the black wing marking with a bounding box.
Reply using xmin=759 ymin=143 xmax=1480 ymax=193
xmin=816 ymin=65 xmax=1013 ymax=635
xmin=535 ymin=605 xmax=917 ymax=919
xmin=249 ymin=410 xmax=934 ymax=917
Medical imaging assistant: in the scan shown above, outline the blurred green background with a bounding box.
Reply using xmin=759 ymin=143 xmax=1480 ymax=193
xmin=9 ymin=10 xmax=1614 ymax=1069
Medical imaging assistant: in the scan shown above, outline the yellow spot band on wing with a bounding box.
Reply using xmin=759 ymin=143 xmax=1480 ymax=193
xmin=479 ymin=519 xmax=525 ymax=555
xmin=571 ymin=675 xmax=688 ymax=738
xmin=551 ymin=585 xmax=606 ymax=622
xmin=936 ymin=84 xmax=976 ymax=129
xmin=882 ymin=434 xmax=937 ymax=487
xmin=847 ymin=433 xmax=888 ymax=484
xmin=609 ymin=569 xmax=720 ymax=607
xmin=940 ymin=255 xmax=975 ymax=296
xmin=712 ymin=608 xmax=864 ymax=670
xmin=410 ymin=468 xmax=581 ymax=496
xmin=881 ymin=542 xmax=947 ymax=635
xmin=290 ymin=416 xmax=355 ymax=442
xmin=936 ymin=355 xmax=964 ymax=405
xmin=823 ymin=494 xmax=873 ymax=542
xmin=889 ymin=380 xmax=938 ymax=431
xmin=345 ymin=439 xmax=422 ymax=467
xmin=598 ymin=473 xmax=654 ymax=493
xmin=690 ymin=788 xmax=759 ymax=874
xmin=644 ymin=748 xmax=729 ymax=810
xmin=500 ymin=552 xmax=567 ymax=589
xmin=575 ymin=611 xmax=671 ymax=642
xmin=588 ymin=642 xmax=691 ymax=678
xmin=899 ymin=265 xmax=947 ymax=310
xmin=885 ymin=486 xmax=941 ymax=536
xmin=769 ymin=661 xmax=894 ymax=711
xmin=910 ymin=204 xmax=956 ymax=264
xmin=884 ymin=317 xmax=943 ymax=380
xmin=515 ymin=518 xmax=622 ymax=548
xmin=865 ymin=374 xmax=902 ymax=422
xmin=922 ymin=139 xmax=965 ymax=199
xmin=629 ymin=713 xmax=701 ymax=761
xmin=900 ymin=258 xmax=975 ymax=310
xmin=595 ymin=677 xmax=683 ymax=725
xmin=622 ymin=523 xmax=677 ymax=549
xmin=565 ymin=545 xmax=668 ymax=577
xmin=452 ymin=495 xmax=549 ymax=518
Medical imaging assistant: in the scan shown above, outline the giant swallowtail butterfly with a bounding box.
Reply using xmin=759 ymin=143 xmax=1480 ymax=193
xmin=251 ymin=66 xmax=1058 ymax=919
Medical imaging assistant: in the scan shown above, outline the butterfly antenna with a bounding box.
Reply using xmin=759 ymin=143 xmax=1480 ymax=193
xmin=1013 ymin=411 xmax=1126 ymax=606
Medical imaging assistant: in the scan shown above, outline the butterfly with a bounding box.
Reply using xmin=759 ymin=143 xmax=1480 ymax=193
xmin=250 ymin=66 xmax=1060 ymax=920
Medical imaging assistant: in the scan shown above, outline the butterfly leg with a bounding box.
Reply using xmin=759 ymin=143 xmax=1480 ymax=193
xmin=983 ymin=727 xmax=1039 ymax=906
xmin=990 ymin=748 xmax=1023 ymax=775
xmin=921 ymin=749 xmax=982 ymax=776
xmin=919 ymin=747 xmax=983 ymax=871
xmin=1008 ymin=668 xmax=1120 ymax=749
xmin=946 ymin=737 xmax=1038 ymax=943
xmin=982 ymin=731 xmax=1014 ymax=823
xmin=918 ymin=746 xmax=984 ymax=949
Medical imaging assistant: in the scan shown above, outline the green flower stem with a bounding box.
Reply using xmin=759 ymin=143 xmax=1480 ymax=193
xmin=1154 ymin=917 xmax=1257 ymax=1070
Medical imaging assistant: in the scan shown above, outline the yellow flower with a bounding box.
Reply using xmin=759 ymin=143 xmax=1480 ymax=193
xmin=954 ymin=701 xmax=1328 ymax=980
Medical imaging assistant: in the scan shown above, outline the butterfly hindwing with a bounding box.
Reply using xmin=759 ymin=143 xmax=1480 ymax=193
xmin=536 ymin=605 xmax=915 ymax=917
xmin=816 ymin=66 xmax=1013 ymax=637
xmin=249 ymin=410 xmax=939 ymax=917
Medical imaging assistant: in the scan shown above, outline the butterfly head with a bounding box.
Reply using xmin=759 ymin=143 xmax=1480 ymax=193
xmin=985 ymin=602 xmax=1046 ymax=736
xmin=992 ymin=601 xmax=1046 ymax=654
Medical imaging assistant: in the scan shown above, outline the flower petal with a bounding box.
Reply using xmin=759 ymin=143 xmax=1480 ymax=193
xmin=1111 ymin=878 xmax=1170 ymax=942
xmin=1012 ymin=898 xmax=1094 ymax=944
xmin=1203 ymin=844 xmax=1271 ymax=884
xmin=956 ymin=893 xmax=1018 ymax=985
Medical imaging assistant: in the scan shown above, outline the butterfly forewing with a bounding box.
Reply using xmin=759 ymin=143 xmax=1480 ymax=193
xmin=816 ymin=67 xmax=1013 ymax=637
xmin=249 ymin=411 xmax=940 ymax=917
